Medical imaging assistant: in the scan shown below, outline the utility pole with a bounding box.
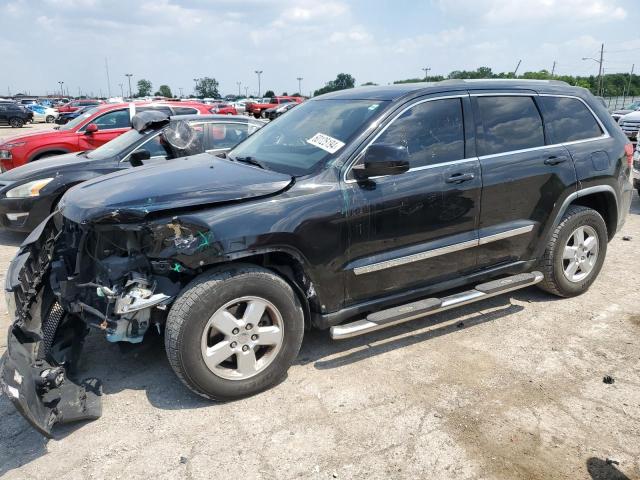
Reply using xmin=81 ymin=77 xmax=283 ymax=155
xmin=118 ymin=83 xmax=124 ymax=98
xmin=296 ymin=77 xmax=303 ymax=94
xmin=125 ymin=73 xmax=133 ymax=98
xmin=422 ymin=67 xmax=431 ymax=80
xmin=78 ymin=87 xmax=81 ymax=98
xmin=179 ymin=87 xmax=184 ymax=98
xmin=597 ymin=43 xmax=604 ymax=96
xmin=513 ymin=59 xmax=522 ymax=77
xmin=244 ymin=86 xmax=249 ymax=98
xmin=551 ymin=61 xmax=556 ymax=76
xmin=622 ymin=64 xmax=634 ymax=107
xmin=105 ymin=57 xmax=111 ymax=98
xmin=237 ymin=81 xmax=242 ymax=96
xmin=255 ymin=70 xmax=263 ymax=97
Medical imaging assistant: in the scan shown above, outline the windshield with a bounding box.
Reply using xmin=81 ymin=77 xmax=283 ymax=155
xmin=57 ymin=107 xmax=100 ymax=131
xmin=85 ymin=129 xmax=146 ymax=160
xmin=624 ymin=101 xmax=640 ymax=110
xmin=229 ymin=99 xmax=387 ymax=176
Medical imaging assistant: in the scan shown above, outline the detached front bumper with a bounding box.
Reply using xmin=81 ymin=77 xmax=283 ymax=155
xmin=0 ymin=215 xmax=102 ymax=437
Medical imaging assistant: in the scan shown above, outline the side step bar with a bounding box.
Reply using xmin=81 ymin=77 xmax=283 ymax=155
xmin=330 ymin=271 xmax=543 ymax=340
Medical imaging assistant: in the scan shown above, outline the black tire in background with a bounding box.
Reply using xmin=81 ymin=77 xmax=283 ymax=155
xmin=9 ymin=118 xmax=24 ymax=128
xmin=165 ymin=264 xmax=304 ymax=401
xmin=537 ymin=205 xmax=608 ymax=297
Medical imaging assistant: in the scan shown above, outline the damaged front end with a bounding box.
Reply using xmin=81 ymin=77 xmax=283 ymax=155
xmin=1 ymin=212 xmax=216 ymax=436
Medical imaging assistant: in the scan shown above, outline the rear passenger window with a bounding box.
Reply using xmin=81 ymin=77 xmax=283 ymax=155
xmin=476 ymin=96 xmax=544 ymax=156
xmin=372 ymin=98 xmax=465 ymax=168
xmin=539 ymin=96 xmax=603 ymax=143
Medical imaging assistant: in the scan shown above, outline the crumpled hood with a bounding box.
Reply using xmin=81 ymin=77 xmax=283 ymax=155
xmin=59 ymin=153 xmax=293 ymax=224
xmin=0 ymin=152 xmax=90 ymax=181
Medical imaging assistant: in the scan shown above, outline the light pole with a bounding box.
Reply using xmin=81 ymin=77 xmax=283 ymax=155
xmin=254 ymin=70 xmax=263 ymax=97
xmin=179 ymin=87 xmax=184 ymax=98
xmin=193 ymin=78 xmax=200 ymax=98
xmin=421 ymin=67 xmax=431 ymax=80
xmin=125 ymin=74 xmax=133 ymax=98
xmin=118 ymin=83 xmax=124 ymax=98
xmin=296 ymin=77 xmax=303 ymax=94
xmin=58 ymin=81 xmax=64 ymax=97
xmin=237 ymin=81 xmax=242 ymax=96
xmin=244 ymin=86 xmax=249 ymax=98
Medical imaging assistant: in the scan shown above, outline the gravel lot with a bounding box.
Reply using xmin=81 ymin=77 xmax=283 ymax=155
xmin=0 ymin=122 xmax=639 ymax=479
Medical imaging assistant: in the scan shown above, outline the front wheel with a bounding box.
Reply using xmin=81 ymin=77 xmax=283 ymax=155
xmin=45 ymin=115 xmax=55 ymax=123
xmin=537 ymin=205 xmax=607 ymax=297
xmin=165 ymin=265 xmax=304 ymax=400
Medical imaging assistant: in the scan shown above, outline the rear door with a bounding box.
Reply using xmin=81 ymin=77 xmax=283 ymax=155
xmin=0 ymin=105 xmax=7 ymax=124
xmin=343 ymin=94 xmax=481 ymax=303
xmin=77 ymin=109 xmax=131 ymax=150
xmin=471 ymin=93 xmax=578 ymax=268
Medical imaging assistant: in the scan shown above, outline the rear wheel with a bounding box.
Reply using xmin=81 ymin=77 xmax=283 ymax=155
xmin=537 ymin=205 xmax=607 ymax=297
xmin=45 ymin=115 xmax=55 ymax=123
xmin=9 ymin=118 xmax=24 ymax=128
xmin=165 ymin=265 xmax=304 ymax=400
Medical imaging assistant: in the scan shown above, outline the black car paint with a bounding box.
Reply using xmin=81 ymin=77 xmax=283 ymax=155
xmin=1 ymin=80 xmax=633 ymax=437
xmin=0 ymin=115 xmax=265 ymax=231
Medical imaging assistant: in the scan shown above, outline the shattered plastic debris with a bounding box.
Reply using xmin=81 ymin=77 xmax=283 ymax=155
xmin=622 ymin=236 xmax=632 ymax=241
xmin=603 ymin=375 xmax=615 ymax=384
xmin=605 ymin=458 xmax=620 ymax=466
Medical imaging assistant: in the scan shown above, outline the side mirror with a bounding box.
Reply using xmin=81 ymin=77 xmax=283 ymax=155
xmin=84 ymin=123 xmax=99 ymax=134
xmin=129 ymin=149 xmax=151 ymax=167
xmin=352 ymin=143 xmax=410 ymax=180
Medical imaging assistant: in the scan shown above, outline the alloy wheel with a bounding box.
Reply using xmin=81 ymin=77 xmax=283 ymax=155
xmin=200 ymin=296 xmax=284 ymax=380
xmin=562 ymin=225 xmax=599 ymax=283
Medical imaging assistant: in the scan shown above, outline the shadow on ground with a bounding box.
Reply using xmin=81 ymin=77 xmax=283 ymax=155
xmin=586 ymin=457 xmax=631 ymax=480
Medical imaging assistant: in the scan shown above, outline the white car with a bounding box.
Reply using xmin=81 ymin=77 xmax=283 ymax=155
xmin=26 ymin=105 xmax=58 ymax=123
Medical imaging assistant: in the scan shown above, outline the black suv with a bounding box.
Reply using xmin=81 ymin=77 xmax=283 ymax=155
xmin=0 ymin=103 xmax=33 ymax=127
xmin=1 ymin=80 xmax=634 ymax=436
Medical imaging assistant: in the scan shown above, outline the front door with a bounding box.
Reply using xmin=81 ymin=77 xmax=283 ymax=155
xmin=78 ymin=108 xmax=131 ymax=150
xmin=471 ymin=93 xmax=578 ymax=268
xmin=343 ymin=95 xmax=481 ymax=304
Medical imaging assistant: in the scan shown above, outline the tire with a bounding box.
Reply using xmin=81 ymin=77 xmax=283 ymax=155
xmin=253 ymin=112 xmax=261 ymax=119
xmin=537 ymin=205 xmax=607 ymax=297
xmin=9 ymin=118 xmax=24 ymax=128
xmin=165 ymin=264 xmax=304 ymax=401
xmin=45 ymin=115 xmax=55 ymax=123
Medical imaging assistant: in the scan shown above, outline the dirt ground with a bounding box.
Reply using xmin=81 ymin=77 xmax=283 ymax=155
xmin=0 ymin=125 xmax=638 ymax=479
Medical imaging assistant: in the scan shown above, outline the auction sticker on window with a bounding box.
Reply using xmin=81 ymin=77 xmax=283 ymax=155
xmin=306 ymin=133 xmax=345 ymax=154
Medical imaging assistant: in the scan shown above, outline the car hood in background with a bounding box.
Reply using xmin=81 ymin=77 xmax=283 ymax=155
xmin=59 ymin=153 xmax=293 ymax=224
xmin=0 ymin=152 xmax=95 ymax=181
xmin=619 ymin=111 xmax=640 ymax=122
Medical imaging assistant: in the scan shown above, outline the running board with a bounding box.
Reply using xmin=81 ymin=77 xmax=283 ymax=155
xmin=330 ymin=271 xmax=543 ymax=340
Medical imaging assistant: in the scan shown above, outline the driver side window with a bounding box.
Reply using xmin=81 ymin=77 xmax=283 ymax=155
xmin=373 ymin=98 xmax=465 ymax=168
xmin=92 ymin=109 xmax=131 ymax=130
xmin=141 ymin=135 xmax=171 ymax=159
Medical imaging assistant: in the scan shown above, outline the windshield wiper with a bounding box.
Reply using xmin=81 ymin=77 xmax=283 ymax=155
xmin=233 ymin=156 xmax=266 ymax=169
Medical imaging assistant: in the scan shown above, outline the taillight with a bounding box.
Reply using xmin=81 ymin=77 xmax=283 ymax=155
xmin=624 ymin=143 xmax=633 ymax=167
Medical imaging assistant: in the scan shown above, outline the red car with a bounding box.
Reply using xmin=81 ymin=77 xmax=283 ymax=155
xmin=247 ymin=96 xmax=303 ymax=118
xmin=209 ymin=103 xmax=237 ymax=115
xmin=0 ymin=101 xmax=211 ymax=170
xmin=56 ymin=99 xmax=105 ymax=113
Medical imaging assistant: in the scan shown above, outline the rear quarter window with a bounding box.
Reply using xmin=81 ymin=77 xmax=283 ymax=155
xmin=539 ymin=96 xmax=603 ymax=143
xmin=172 ymin=107 xmax=199 ymax=115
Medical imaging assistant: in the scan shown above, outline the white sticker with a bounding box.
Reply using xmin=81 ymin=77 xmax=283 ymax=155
xmin=13 ymin=370 xmax=22 ymax=385
xmin=306 ymin=133 xmax=345 ymax=154
xmin=6 ymin=385 xmax=19 ymax=399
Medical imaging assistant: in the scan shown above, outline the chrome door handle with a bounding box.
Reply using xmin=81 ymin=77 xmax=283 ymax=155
xmin=446 ymin=173 xmax=475 ymax=184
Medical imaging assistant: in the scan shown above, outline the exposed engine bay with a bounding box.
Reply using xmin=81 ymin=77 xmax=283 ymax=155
xmin=1 ymin=212 xmax=218 ymax=436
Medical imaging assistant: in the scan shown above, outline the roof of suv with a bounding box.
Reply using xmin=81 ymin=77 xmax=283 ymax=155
xmin=318 ymin=79 xmax=576 ymax=101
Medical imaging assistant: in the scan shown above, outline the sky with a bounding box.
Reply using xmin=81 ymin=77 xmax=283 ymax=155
xmin=1 ymin=0 xmax=640 ymax=98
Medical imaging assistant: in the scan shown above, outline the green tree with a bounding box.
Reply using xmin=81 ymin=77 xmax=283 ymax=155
xmin=155 ymin=85 xmax=173 ymax=98
xmin=136 ymin=79 xmax=152 ymax=97
xmin=195 ymin=77 xmax=220 ymax=98
xmin=264 ymin=90 xmax=275 ymax=98
xmin=313 ymin=73 xmax=356 ymax=96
